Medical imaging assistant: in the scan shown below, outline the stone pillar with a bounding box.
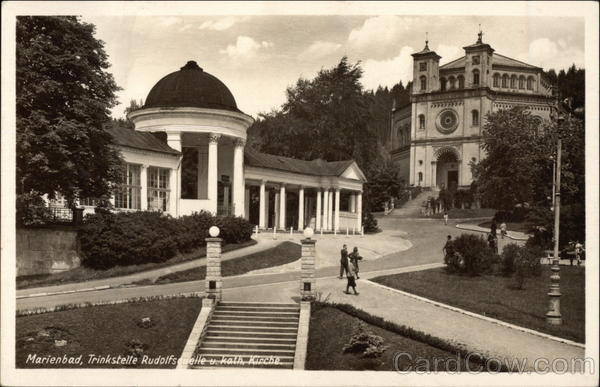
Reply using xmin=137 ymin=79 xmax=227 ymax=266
xmin=233 ymin=138 xmax=245 ymax=217
xmin=167 ymin=132 xmax=182 ymax=216
xmin=279 ymin=184 xmax=286 ymax=230
xmin=208 ymin=133 xmax=220 ymax=214
xmin=316 ymin=189 xmax=322 ymax=231
xmin=322 ymin=189 xmax=329 ymax=231
xmin=244 ymin=188 xmax=250 ymax=220
xmin=356 ymin=191 xmax=363 ymax=231
xmin=259 ymin=180 xmax=266 ymax=229
xmin=205 ymin=229 xmax=223 ymax=300
xmin=431 ymin=161 xmax=437 ymax=188
xmin=300 ymin=231 xmax=316 ymax=300
xmin=327 ymin=189 xmax=333 ymax=231
xmin=167 ymin=131 xmax=182 ymax=152
xmin=298 ymin=186 xmax=305 ymax=231
xmin=140 ymin=165 xmax=148 ymax=211
xmin=334 ymin=188 xmax=341 ymax=232
xmin=274 ymin=191 xmax=280 ymax=229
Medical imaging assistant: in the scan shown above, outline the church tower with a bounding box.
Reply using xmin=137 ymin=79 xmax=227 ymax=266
xmin=462 ymin=30 xmax=495 ymax=88
xmin=411 ymin=38 xmax=441 ymax=94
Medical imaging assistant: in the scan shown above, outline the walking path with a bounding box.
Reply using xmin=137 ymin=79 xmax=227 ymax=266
xmin=17 ymin=237 xmax=281 ymax=298
xmin=456 ymin=222 xmax=529 ymax=241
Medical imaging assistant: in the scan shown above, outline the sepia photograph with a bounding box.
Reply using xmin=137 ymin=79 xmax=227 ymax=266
xmin=1 ymin=1 xmax=598 ymax=386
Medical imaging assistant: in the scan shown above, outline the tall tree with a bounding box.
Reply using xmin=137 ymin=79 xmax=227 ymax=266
xmin=16 ymin=16 xmax=122 ymax=205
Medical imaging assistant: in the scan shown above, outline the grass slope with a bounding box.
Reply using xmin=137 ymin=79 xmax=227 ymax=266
xmin=372 ymin=266 xmax=585 ymax=343
xmin=16 ymin=297 xmax=203 ymax=368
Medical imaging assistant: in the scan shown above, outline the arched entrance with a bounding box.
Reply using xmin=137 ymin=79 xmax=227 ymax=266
xmin=434 ymin=147 xmax=460 ymax=190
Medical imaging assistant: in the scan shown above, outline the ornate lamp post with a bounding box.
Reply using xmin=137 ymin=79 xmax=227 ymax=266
xmin=546 ymin=138 xmax=562 ymax=325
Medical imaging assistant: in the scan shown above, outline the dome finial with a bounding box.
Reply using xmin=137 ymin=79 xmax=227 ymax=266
xmin=181 ymin=60 xmax=203 ymax=71
xmin=477 ymin=24 xmax=483 ymax=43
xmin=425 ymin=31 xmax=429 ymax=50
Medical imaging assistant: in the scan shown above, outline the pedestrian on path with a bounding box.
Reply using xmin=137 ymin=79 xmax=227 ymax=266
xmin=488 ymin=232 xmax=498 ymax=255
xmin=339 ymin=244 xmax=349 ymax=279
xmin=345 ymin=262 xmax=359 ymax=295
xmin=443 ymin=211 xmax=449 ymax=226
xmin=500 ymin=222 xmax=507 ymax=239
xmin=349 ymin=247 xmax=363 ymax=279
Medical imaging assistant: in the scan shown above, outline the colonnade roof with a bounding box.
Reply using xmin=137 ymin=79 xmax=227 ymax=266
xmin=439 ymin=53 xmax=541 ymax=71
xmin=244 ymin=148 xmax=358 ymax=178
xmin=106 ymin=123 xmax=180 ymax=155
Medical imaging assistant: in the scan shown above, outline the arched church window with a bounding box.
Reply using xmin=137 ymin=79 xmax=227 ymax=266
xmin=440 ymin=78 xmax=447 ymax=91
xmin=510 ymin=74 xmax=517 ymax=89
xmin=418 ymin=172 xmax=423 ymax=182
xmin=472 ymin=70 xmax=480 ymax=86
xmin=502 ymin=74 xmax=508 ymax=88
xmin=472 ymin=110 xmax=479 ymax=126
xmin=519 ymin=75 xmax=525 ymax=89
xmin=493 ymin=73 xmax=500 ymax=87
xmin=420 ymin=75 xmax=427 ymax=91
xmin=527 ymin=76 xmax=534 ymax=90
xmin=457 ymin=75 xmax=465 ymax=89
xmin=448 ymin=76 xmax=456 ymax=89
xmin=418 ymin=114 xmax=425 ymax=129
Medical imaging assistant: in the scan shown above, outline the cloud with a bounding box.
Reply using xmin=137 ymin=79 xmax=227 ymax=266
xmin=300 ymin=41 xmax=342 ymax=60
xmin=199 ymin=17 xmax=240 ymax=31
xmin=219 ymin=36 xmax=273 ymax=60
xmin=348 ymin=16 xmax=415 ymax=57
xmin=524 ymin=38 xmax=584 ymax=71
xmin=156 ymin=17 xmax=181 ymax=28
xmin=435 ymin=44 xmax=463 ymax=65
xmin=360 ymin=46 xmax=415 ymax=91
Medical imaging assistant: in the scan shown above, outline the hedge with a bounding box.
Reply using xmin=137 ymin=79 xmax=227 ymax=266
xmin=78 ymin=211 xmax=253 ymax=269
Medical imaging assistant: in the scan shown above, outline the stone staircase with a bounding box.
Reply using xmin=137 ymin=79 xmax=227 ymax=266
xmin=193 ymin=301 xmax=300 ymax=369
xmin=391 ymin=189 xmax=439 ymax=218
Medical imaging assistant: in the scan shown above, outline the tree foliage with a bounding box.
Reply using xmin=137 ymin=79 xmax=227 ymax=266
xmin=16 ymin=16 xmax=122 ymax=205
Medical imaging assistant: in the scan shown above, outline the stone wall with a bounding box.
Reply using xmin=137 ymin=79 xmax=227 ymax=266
xmin=16 ymin=228 xmax=81 ymax=276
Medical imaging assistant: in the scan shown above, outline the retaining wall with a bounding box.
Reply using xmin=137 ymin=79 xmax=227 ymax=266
xmin=16 ymin=227 xmax=81 ymax=276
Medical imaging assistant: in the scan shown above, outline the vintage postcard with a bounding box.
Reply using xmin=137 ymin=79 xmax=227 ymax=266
xmin=1 ymin=1 xmax=598 ymax=386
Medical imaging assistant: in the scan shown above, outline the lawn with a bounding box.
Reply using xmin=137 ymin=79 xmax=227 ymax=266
xmin=306 ymin=304 xmax=482 ymax=371
xmin=479 ymin=220 xmax=529 ymax=233
xmin=422 ymin=208 xmax=496 ymax=219
xmin=153 ymin=241 xmax=301 ymax=284
xmin=372 ymin=266 xmax=585 ymax=343
xmin=16 ymin=297 xmax=202 ymax=368
xmin=17 ymin=240 xmax=257 ymax=289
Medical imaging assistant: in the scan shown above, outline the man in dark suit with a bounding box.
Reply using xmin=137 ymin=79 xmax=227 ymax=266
xmin=339 ymin=244 xmax=349 ymax=279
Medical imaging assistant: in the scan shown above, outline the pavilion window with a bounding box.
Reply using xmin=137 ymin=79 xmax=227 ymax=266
xmin=502 ymin=74 xmax=508 ymax=88
xmin=519 ymin=76 xmax=525 ymax=89
xmin=115 ymin=163 xmax=141 ymax=210
xmin=418 ymin=114 xmax=426 ymax=129
xmin=420 ymin=75 xmax=427 ymax=91
xmin=80 ymin=197 xmax=99 ymax=207
xmin=457 ymin=75 xmax=465 ymax=89
xmin=527 ymin=76 xmax=534 ymax=90
xmin=148 ymin=167 xmax=170 ymax=212
xmin=440 ymin=78 xmax=447 ymax=91
xmin=448 ymin=76 xmax=456 ymax=89
xmin=510 ymin=75 xmax=517 ymax=89
xmin=493 ymin=73 xmax=500 ymax=87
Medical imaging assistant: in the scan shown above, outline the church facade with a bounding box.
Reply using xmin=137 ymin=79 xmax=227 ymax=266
xmin=387 ymin=33 xmax=558 ymax=190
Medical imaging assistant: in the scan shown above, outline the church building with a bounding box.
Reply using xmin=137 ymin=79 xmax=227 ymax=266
xmin=83 ymin=61 xmax=365 ymax=232
xmin=387 ymin=32 xmax=558 ymax=190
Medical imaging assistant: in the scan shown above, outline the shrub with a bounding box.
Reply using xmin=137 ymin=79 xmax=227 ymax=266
xmin=451 ymin=234 xmax=496 ymax=276
xmin=78 ymin=210 xmax=253 ymax=269
xmin=343 ymin=322 xmax=386 ymax=358
xmin=362 ymin=211 xmax=380 ymax=233
xmin=500 ymin=243 xmax=521 ymax=276
xmin=16 ymin=192 xmax=53 ymax=226
xmin=513 ymin=245 xmax=543 ymax=289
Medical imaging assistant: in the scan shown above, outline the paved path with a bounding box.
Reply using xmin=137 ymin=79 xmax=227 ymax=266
xmin=456 ymin=222 xmax=529 ymax=241
xmin=17 ymin=237 xmax=281 ymax=298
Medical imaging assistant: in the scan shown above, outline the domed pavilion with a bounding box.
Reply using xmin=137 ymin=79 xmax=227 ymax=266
xmin=102 ymin=61 xmax=365 ymax=232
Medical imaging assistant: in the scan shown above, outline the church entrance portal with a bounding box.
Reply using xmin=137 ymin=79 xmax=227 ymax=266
xmin=435 ymin=149 xmax=460 ymax=189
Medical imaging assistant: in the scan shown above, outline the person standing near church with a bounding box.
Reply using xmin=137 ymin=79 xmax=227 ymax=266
xmin=349 ymin=247 xmax=363 ymax=279
xmin=339 ymin=244 xmax=349 ymax=279
xmin=345 ymin=262 xmax=359 ymax=295
xmin=443 ymin=211 xmax=449 ymax=226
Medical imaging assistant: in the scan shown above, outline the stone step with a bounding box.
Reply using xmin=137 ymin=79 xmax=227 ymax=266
xmin=198 ymin=347 xmax=296 ymax=356
xmin=212 ymin=313 xmax=299 ymax=322
xmin=213 ymin=310 xmax=300 ymax=317
xmin=200 ymin=341 xmax=296 ymax=350
xmin=202 ymin=337 xmax=297 ymax=345
xmin=210 ymin=319 xmax=298 ymax=327
xmin=216 ymin=306 xmax=300 ymax=313
xmin=208 ymin=325 xmax=298 ymax=333
xmin=219 ymin=302 xmax=299 ymax=308
xmin=205 ymin=331 xmax=298 ymax=339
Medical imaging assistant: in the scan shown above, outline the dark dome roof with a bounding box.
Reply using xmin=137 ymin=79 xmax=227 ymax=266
xmin=144 ymin=61 xmax=239 ymax=112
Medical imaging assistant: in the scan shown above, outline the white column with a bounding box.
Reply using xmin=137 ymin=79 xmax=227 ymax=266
xmin=349 ymin=193 xmax=356 ymax=213
xmin=233 ymin=138 xmax=245 ymax=217
xmin=208 ymin=133 xmax=220 ymax=214
xmin=316 ymin=188 xmax=322 ymax=231
xmin=279 ymin=184 xmax=286 ymax=230
xmin=140 ymin=165 xmax=148 ymax=211
xmin=356 ymin=191 xmax=363 ymax=231
xmin=431 ymin=161 xmax=437 ymax=188
xmin=327 ymin=189 xmax=333 ymax=231
xmin=323 ymin=189 xmax=329 ymax=231
xmin=298 ymin=186 xmax=305 ymax=231
xmin=334 ymin=188 xmax=340 ymax=232
xmin=259 ymin=180 xmax=266 ymax=229
xmin=166 ymin=132 xmax=182 ymax=217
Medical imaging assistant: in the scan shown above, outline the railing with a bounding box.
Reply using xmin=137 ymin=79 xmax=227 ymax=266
xmin=48 ymin=206 xmax=74 ymax=223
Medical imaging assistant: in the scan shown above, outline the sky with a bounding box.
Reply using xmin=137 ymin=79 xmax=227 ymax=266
xmin=80 ymin=14 xmax=585 ymax=119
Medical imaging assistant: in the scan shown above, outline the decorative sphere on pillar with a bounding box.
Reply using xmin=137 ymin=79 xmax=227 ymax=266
xmin=209 ymin=226 xmax=220 ymax=237
xmin=303 ymin=227 xmax=314 ymax=239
